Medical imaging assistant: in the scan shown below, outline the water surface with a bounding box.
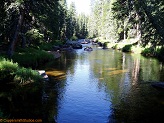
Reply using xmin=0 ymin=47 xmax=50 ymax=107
xmin=45 ymin=43 xmax=164 ymax=123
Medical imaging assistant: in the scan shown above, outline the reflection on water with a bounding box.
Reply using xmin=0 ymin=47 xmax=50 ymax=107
xmin=1 ymin=44 xmax=164 ymax=122
xmin=51 ymin=46 xmax=164 ymax=123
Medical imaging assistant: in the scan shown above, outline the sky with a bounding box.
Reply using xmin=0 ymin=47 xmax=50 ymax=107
xmin=66 ymin=0 xmax=91 ymax=15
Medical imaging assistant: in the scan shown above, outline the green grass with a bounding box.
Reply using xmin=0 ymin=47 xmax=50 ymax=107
xmin=0 ymin=58 xmax=43 ymax=85
xmin=12 ymin=47 xmax=54 ymax=69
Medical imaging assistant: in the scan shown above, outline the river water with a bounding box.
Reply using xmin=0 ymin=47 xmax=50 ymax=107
xmin=42 ymin=41 xmax=164 ymax=123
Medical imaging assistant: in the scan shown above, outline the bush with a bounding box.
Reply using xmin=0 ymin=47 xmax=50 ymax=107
xmin=0 ymin=58 xmax=43 ymax=85
xmin=0 ymin=59 xmax=43 ymax=118
xmin=14 ymin=67 xmax=43 ymax=85
xmin=0 ymin=58 xmax=18 ymax=83
xmin=141 ymin=48 xmax=154 ymax=56
xmin=156 ymin=47 xmax=164 ymax=60
xmin=103 ymin=42 xmax=108 ymax=49
xmin=26 ymin=29 xmax=44 ymax=46
xmin=122 ymin=44 xmax=132 ymax=52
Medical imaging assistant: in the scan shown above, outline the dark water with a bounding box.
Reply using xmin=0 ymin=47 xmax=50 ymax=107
xmin=44 ymin=42 xmax=164 ymax=123
xmin=1 ymin=41 xmax=164 ymax=123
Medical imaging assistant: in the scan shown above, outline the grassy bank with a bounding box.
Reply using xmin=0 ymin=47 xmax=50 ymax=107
xmin=12 ymin=48 xmax=54 ymax=69
xmin=97 ymin=38 xmax=164 ymax=61
xmin=1 ymin=40 xmax=63 ymax=69
xmin=0 ymin=40 xmax=65 ymax=85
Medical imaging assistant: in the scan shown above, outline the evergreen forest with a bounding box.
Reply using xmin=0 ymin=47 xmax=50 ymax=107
xmin=0 ymin=0 xmax=164 ymax=58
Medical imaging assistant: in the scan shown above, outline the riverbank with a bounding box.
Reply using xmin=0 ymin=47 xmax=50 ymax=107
xmin=96 ymin=38 xmax=164 ymax=61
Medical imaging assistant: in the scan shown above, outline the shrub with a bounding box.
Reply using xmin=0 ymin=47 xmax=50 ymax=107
xmin=122 ymin=44 xmax=132 ymax=52
xmin=141 ymin=48 xmax=154 ymax=56
xmin=0 ymin=58 xmax=18 ymax=83
xmin=14 ymin=67 xmax=43 ymax=85
xmin=26 ymin=29 xmax=44 ymax=46
xmin=156 ymin=47 xmax=164 ymax=60
xmin=0 ymin=58 xmax=43 ymax=85
xmin=103 ymin=42 xmax=108 ymax=49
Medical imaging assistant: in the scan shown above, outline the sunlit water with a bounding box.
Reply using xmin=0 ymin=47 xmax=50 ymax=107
xmin=44 ymin=42 xmax=164 ymax=123
xmin=57 ymin=52 xmax=112 ymax=123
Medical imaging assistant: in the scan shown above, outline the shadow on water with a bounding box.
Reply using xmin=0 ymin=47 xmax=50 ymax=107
xmin=42 ymin=51 xmax=77 ymax=123
xmin=108 ymin=82 xmax=164 ymax=123
xmin=0 ymin=82 xmax=43 ymax=119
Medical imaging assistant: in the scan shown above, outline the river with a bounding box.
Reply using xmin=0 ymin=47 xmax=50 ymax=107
xmin=43 ymin=40 xmax=164 ymax=123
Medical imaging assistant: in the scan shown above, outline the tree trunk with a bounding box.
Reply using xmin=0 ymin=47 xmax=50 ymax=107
xmin=21 ymin=34 xmax=26 ymax=48
xmin=123 ymin=20 xmax=127 ymax=40
xmin=136 ymin=13 xmax=142 ymax=46
xmin=7 ymin=9 xmax=24 ymax=57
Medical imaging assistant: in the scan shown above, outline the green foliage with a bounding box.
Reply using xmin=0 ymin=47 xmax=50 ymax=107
xmin=0 ymin=0 xmax=69 ymax=55
xmin=0 ymin=58 xmax=43 ymax=85
xmin=0 ymin=58 xmax=18 ymax=71
xmin=0 ymin=58 xmax=18 ymax=83
xmin=0 ymin=58 xmax=43 ymax=118
xmin=111 ymin=0 xmax=164 ymax=49
xmin=14 ymin=67 xmax=43 ymax=85
xmin=103 ymin=42 xmax=108 ymax=49
xmin=141 ymin=48 xmax=154 ymax=56
xmin=117 ymin=27 xmax=124 ymax=34
xmin=12 ymin=48 xmax=54 ymax=68
xmin=26 ymin=29 xmax=44 ymax=45
xmin=113 ymin=44 xmax=118 ymax=49
xmin=76 ymin=14 xmax=88 ymax=39
xmin=38 ymin=40 xmax=63 ymax=51
xmin=155 ymin=47 xmax=164 ymax=60
xmin=1 ymin=0 xmax=163 ymax=61
xmin=122 ymin=44 xmax=133 ymax=52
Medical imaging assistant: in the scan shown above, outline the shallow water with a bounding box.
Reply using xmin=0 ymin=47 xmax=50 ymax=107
xmin=43 ymin=42 xmax=164 ymax=123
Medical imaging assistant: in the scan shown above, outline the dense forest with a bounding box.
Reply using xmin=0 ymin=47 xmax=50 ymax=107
xmin=0 ymin=0 xmax=87 ymax=57
xmin=0 ymin=0 xmax=164 ymax=58
xmin=87 ymin=0 xmax=164 ymax=57
xmin=89 ymin=0 xmax=164 ymax=42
